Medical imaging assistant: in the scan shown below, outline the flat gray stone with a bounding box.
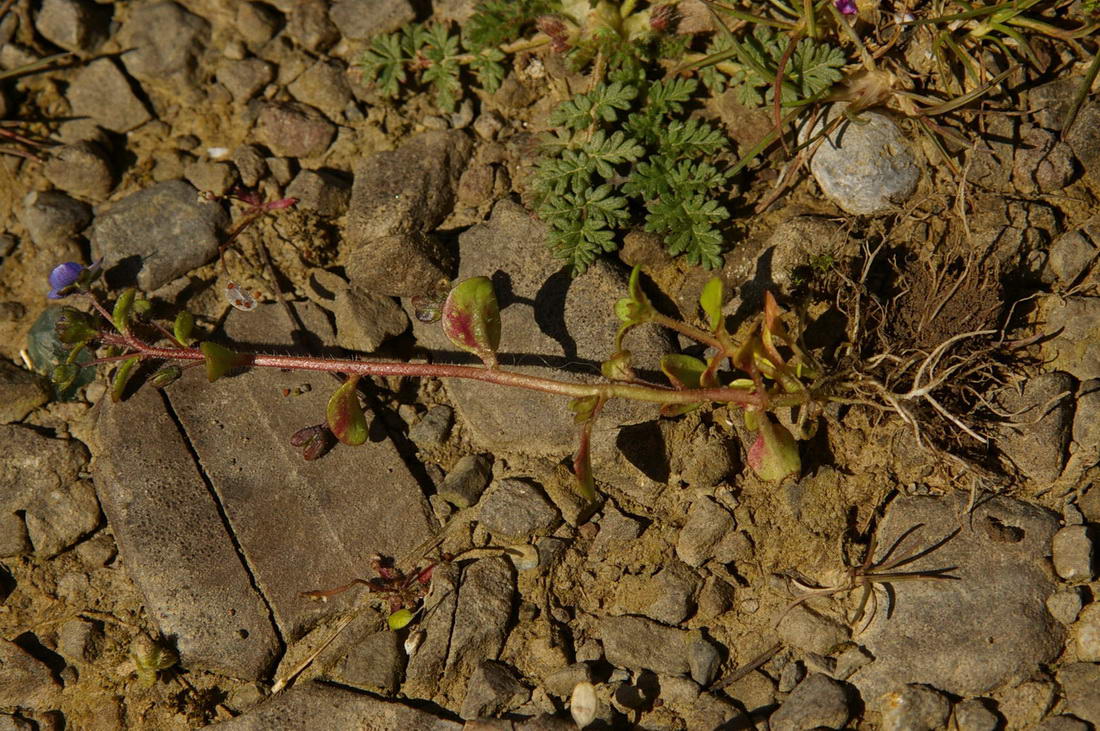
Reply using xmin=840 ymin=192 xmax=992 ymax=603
xmin=460 ymin=660 xmax=529 ymax=720
xmin=0 ymin=639 xmax=60 ymax=710
xmin=329 ymin=0 xmax=415 ymax=39
xmin=327 ymin=624 xmax=405 ymax=694
xmin=1041 ymin=297 xmax=1100 ymax=382
xmin=404 ymin=562 xmax=460 ymax=700
xmin=806 ymin=106 xmax=920 ymax=215
xmin=92 ymin=385 xmax=280 ymax=680
xmin=776 ymin=605 xmax=850 ymax=656
xmin=43 ymin=140 xmax=116 ymax=200
xmin=117 ymin=1 xmax=209 ymax=88
xmin=91 ymin=180 xmax=228 ymax=290
xmin=439 ymin=454 xmax=492 ymax=509
xmin=207 ymin=682 xmax=462 ymax=730
xmin=993 ymin=372 xmax=1076 ymax=485
xmin=409 ymin=200 xmax=675 ymax=456
xmin=18 ymin=190 xmax=92 ymax=247
xmin=23 ymin=478 xmax=100 ymax=557
xmin=676 ymin=496 xmax=736 ymax=567
xmin=1058 ymin=663 xmax=1100 ymax=725
xmin=345 ymin=231 xmax=454 ymax=298
xmin=599 ymin=616 xmax=715 ymax=678
xmin=346 ymin=130 xmax=473 ymax=243
xmin=610 ymin=561 xmax=698 ymax=626
xmin=35 ymin=0 xmax=109 ymax=54
xmin=255 ymin=102 xmax=336 ymax=159
xmin=476 ymin=478 xmax=560 ymax=541
xmin=445 ymin=558 xmax=514 ymax=689
xmin=166 ymin=304 xmax=436 ymax=641
xmin=851 ymin=493 xmax=1063 ymax=701
xmin=287 ymin=59 xmax=352 ymax=120
xmin=65 ymin=58 xmax=150 ymax=133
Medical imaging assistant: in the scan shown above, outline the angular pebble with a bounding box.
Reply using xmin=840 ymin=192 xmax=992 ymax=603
xmin=1046 ymin=587 xmax=1086 ymax=625
xmin=0 ymin=361 xmax=49 ymax=424
xmin=0 ymin=639 xmax=61 ymax=710
xmin=91 ymin=180 xmax=228 ymax=290
xmin=23 ymin=479 xmax=101 ymax=557
xmin=777 ymin=605 xmax=850 ymax=656
xmin=65 ymin=58 xmax=150 ymax=133
xmin=806 ymin=106 xmax=920 ymax=215
xmin=215 ymin=58 xmax=275 ymax=102
xmin=439 ymin=454 xmax=492 ymax=509
xmin=675 ymin=496 xmax=735 ymax=567
xmin=1037 ymin=715 xmax=1092 ymax=731
xmin=285 ymin=170 xmax=351 ymax=217
xmin=770 ymin=673 xmax=851 ymax=731
xmin=1058 ymin=663 xmax=1100 ymax=725
xmin=408 ymin=404 xmax=454 ymax=450
xmin=117 ymin=1 xmax=209 ymax=88
xmin=460 ymin=660 xmax=529 ymax=720
xmin=599 ymin=616 xmax=715 ymax=678
xmin=329 ymin=0 xmax=415 ymax=39
xmin=19 ymin=190 xmax=92 ymax=247
xmin=287 ymin=59 xmax=353 ymax=120
xmin=879 ymin=684 xmax=951 ymax=731
xmin=446 ymin=558 xmax=514 ymax=687
xmin=952 ymin=698 xmax=1001 ymax=731
xmin=477 ymin=478 xmax=560 ymax=541
xmin=328 ymin=627 xmax=404 ymax=694
xmin=345 ymin=231 xmax=454 ymax=298
xmin=43 ymin=140 xmax=115 ymax=200
xmin=1052 ymin=525 xmax=1097 ymax=581
xmin=256 ymin=102 xmax=336 ymax=159
xmin=34 ymin=0 xmax=108 ymax=54
xmin=993 ymin=371 xmax=1076 ymax=485
xmin=1073 ymin=602 xmax=1100 ymax=661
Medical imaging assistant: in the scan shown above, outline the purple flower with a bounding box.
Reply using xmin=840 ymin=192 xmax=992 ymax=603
xmin=835 ymin=0 xmax=857 ymax=15
xmin=47 ymin=259 xmax=101 ymax=299
xmin=47 ymin=262 xmax=84 ymax=299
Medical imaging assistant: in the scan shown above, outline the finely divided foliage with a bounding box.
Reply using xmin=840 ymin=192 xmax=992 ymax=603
xmin=534 ymin=77 xmax=732 ymax=274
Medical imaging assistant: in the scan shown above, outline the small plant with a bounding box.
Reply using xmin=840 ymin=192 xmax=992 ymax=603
xmin=130 ymin=635 xmax=179 ymax=686
xmin=300 ymin=554 xmax=439 ymax=631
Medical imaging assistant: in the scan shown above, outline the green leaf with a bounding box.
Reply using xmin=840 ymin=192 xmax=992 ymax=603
xmin=568 ymin=395 xmax=600 ymax=424
xmin=747 ymin=416 xmax=801 ymax=482
xmin=111 ymin=356 xmax=140 ymax=402
xmin=441 ymin=277 xmax=501 ymax=367
xmin=547 ymin=82 xmax=638 ymax=130
xmin=660 ymin=354 xmax=706 ymax=389
xmin=28 ymin=307 xmax=95 ymax=400
xmin=644 ymin=192 xmax=726 ymax=269
xmin=791 ymin=38 xmax=845 ymax=99
xmin=700 ymin=277 xmax=723 ymax=333
xmin=326 ymin=375 xmax=368 ymax=446
xmin=359 ymin=32 xmax=407 ymax=98
xmin=199 ymin=342 xmax=249 ymax=383
xmin=601 ymin=350 xmax=635 ymax=381
xmin=573 ymin=421 xmax=597 ymax=502
xmin=112 ymin=288 xmax=136 ymax=334
xmin=463 ymin=0 xmax=556 ymax=50
xmin=387 ymin=608 xmax=416 ymax=631
xmin=173 ymin=311 xmax=195 ymax=346
xmin=150 ymin=365 xmax=182 ymax=388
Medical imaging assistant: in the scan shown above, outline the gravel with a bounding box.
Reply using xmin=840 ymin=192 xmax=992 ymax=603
xmin=879 ymin=684 xmax=952 ymax=731
xmin=770 ymin=673 xmax=852 ymax=731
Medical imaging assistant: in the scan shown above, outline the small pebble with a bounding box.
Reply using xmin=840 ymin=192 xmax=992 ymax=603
xmin=953 ymin=698 xmax=1001 ymax=731
xmin=1073 ymin=602 xmax=1100 ymax=661
xmin=770 ymin=673 xmax=851 ymax=731
xmin=880 ymin=684 xmax=951 ymax=731
xmin=1046 ymin=587 xmax=1086 ymax=625
xmin=408 ymin=404 xmax=453 ymax=450
xmin=1052 ymin=525 xmax=1097 ymax=581
xmin=1035 ymin=715 xmax=1091 ymax=731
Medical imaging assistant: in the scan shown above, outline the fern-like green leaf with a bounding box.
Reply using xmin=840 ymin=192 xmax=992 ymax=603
xmin=660 ymin=119 xmax=727 ymax=158
xmin=583 ymin=130 xmax=645 ymax=178
xmin=464 ymin=0 xmax=558 ymax=51
xmin=645 ymin=77 xmax=698 ymax=116
xmin=791 ymin=38 xmax=845 ymax=99
xmin=533 ymin=149 xmax=592 ymax=196
xmin=470 ymin=47 xmax=506 ymax=94
xmin=422 ymin=23 xmax=463 ymax=112
xmin=359 ymin=33 xmax=407 ymax=98
xmin=645 ymin=193 xmax=726 ymax=269
xmin=548 ymin=82 xmax=638 ymax=130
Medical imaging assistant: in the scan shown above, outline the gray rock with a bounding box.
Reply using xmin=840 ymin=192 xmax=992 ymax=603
xmin=92 ymin=384 xmax=281 ymax=680
xmin=329 ymin=0 xmax=415 ymax=39
xmin=879 ymin=684 xmax=951 ymax=731
xmin=599 ymin=616 xmax=715 ymax=678
xmin=756 ymin=215 xmax=846 ymax=297
xmin=1065 ymin=380 xmax=1100 ymax=488
xmin=0 ymin=513 xmax=30 ymax=557
xmin=994 ymin=372 xmax=1076 ymax=484
xmin=34 ymin=0 xmax=108 ymax=54
xmin=91 ymin=180 xmax=228 ymax=290
xmin=404 ymin=563 xmax=460 ymax=700
xmin=612 ymin=562 xmax=698 ymax=626
xmin=833 ymin=645 xmax=873 ymax=681
xmin=777 ymin=605 xmax=850 ymax=656
xmin=675 ymin=497 xmax=735 ymax=568
xmin=680 ymin=434 xmax=737 ymax=488
xmin=1058 ymin=663 xmax=1100 ymax=725
xmin=1013 ymin=127 xmax=1077 ymax=193
xmin=255 ymin=102 xmax=336 ymax=159
xmin=408 ymin=202 xmax=674 ymax=457
xmin=1044 ymin=219 xmax=1100 ymax=287
xmin=696 ymin=575 xmax=735 ymax=622
xmin=288 ymin=60 xmax=353 ymax=120
xmin=1042 ymin=297 xmax=1100 ymax=381
xmin=285 ymin=170 xmax=351 ymax=217
xmin=0 ymin=639 xmax=60 ymax=710
xmin=207 ymin=682 xmax=462 ymax=730
xmin=408 ymin=404 xmax=454 ymax=450
xmin=232 ymin=144 xmax=269 ymax=187
xmin=460 ymin=660 xmax=530 ymax=720
xmin=770 ymin=673 xmax=851 ymax=731
xmin=1046 ymin=586 xmax=1086 ymax=625
xmin=346 ymin=130 xmax=473 ymax=242
xmin=543 ymin=662 xmax=593 ymax=698
xmin=345 ymin=231 xmax=454 ymax=298
xmin=43 ymin=141 xmax=115 ymax=200
xmin=689 ymin=635 xmax=721 ymax=686
xmin=851 ymin=493 xmax=1063 ymax=701
xmin=304 ymin=270 xmax=408 ymax=352
xmin=285 ymin=0 xmax=339 ymax=52
xmin=952 ymin=698 xmax=1000 ymax=731
xmin=1036 ymin=715 xmax=1092 ymax=731
xmin=164 ymin=304 xmax=436 ymax=642
xmin=995 ymin=678 xmax=1058 ymax=729
xmin=184 ymin=161 xmax=238 ymax=198
xmin=216 ymin=58 xmax=275 ymax=102
xmin=23 ymin=479 xmax=100 ymax=557
xmin=0 ymin=360 xmax=49 ymax=423
xmin=1073 ymin=602 xmax=1100 ymax=661
xmin=473 ymin=111 xmax=505 ymax=141
xmin=329 ymin=628 xmax=405 ymax=694
xmin=806 ymin=106 xmax=920 ymax=215
xmin=1052 ymin=525 xmax=1097 ymax=581
xmin=446 ymin=558 xmax=514 ymax=687
xmin=236 ymin=2 xmax=282 ymax=46
xmin=18 ymin=190 xmax=92 ymax=247
xmin=0 ymin=424 xmax=88 ymax=512
xmin=477 ymin=479 xmax=560 ymax=541
xmin=439 ymin=454 xmax=492 ymax=509
xmin=1065 ymin=100 xmax=1100 ymax=185
xmin=591 ymin=505 xmax=643 ymax=555
xmin=56 ymin=618 xmax=99 ymax=665
xmin=117 ymin=2 xmax=209 ymax=89
xmin=1030 ymin=77 xmax=1078 ymax=131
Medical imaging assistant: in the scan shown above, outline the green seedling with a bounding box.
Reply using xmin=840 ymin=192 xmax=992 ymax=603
xmin=300 ymin=554 xmax=439 ymax=632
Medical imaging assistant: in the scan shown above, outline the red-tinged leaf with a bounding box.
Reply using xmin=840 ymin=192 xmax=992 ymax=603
xmin=441 ymin=277 xmax=501 ymax=367
xmin=601 ymin=350 xmax=636 ymax=381
xmin=700 ymin=277 xmax=724 ymax=333
xmin=110 ymin=356 xmax=140 ymax=402
xmin=326 ymin=375 xmax=368 ymax=445
xmin=701 ymin=353 xmax=723 ymax=388
xmin=199 ymin=342 xmax=250 ymax=382
xmin=746 ymin=415 xmax=801 ymax=482
xmin=661 ymin=354 xmax=706 ymax=389
xmin=573 ymin=419 xmax=596 ymax=502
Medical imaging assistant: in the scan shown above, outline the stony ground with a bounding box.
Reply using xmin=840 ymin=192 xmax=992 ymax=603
xmin=2 ymin=0 xmax=1100 ymax=729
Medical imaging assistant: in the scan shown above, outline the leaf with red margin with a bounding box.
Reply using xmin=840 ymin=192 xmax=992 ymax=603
xmin=441 ymin=277 xmax=501 ymax=367
xmin=326 ymin=375 xmax=368 ymax=446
